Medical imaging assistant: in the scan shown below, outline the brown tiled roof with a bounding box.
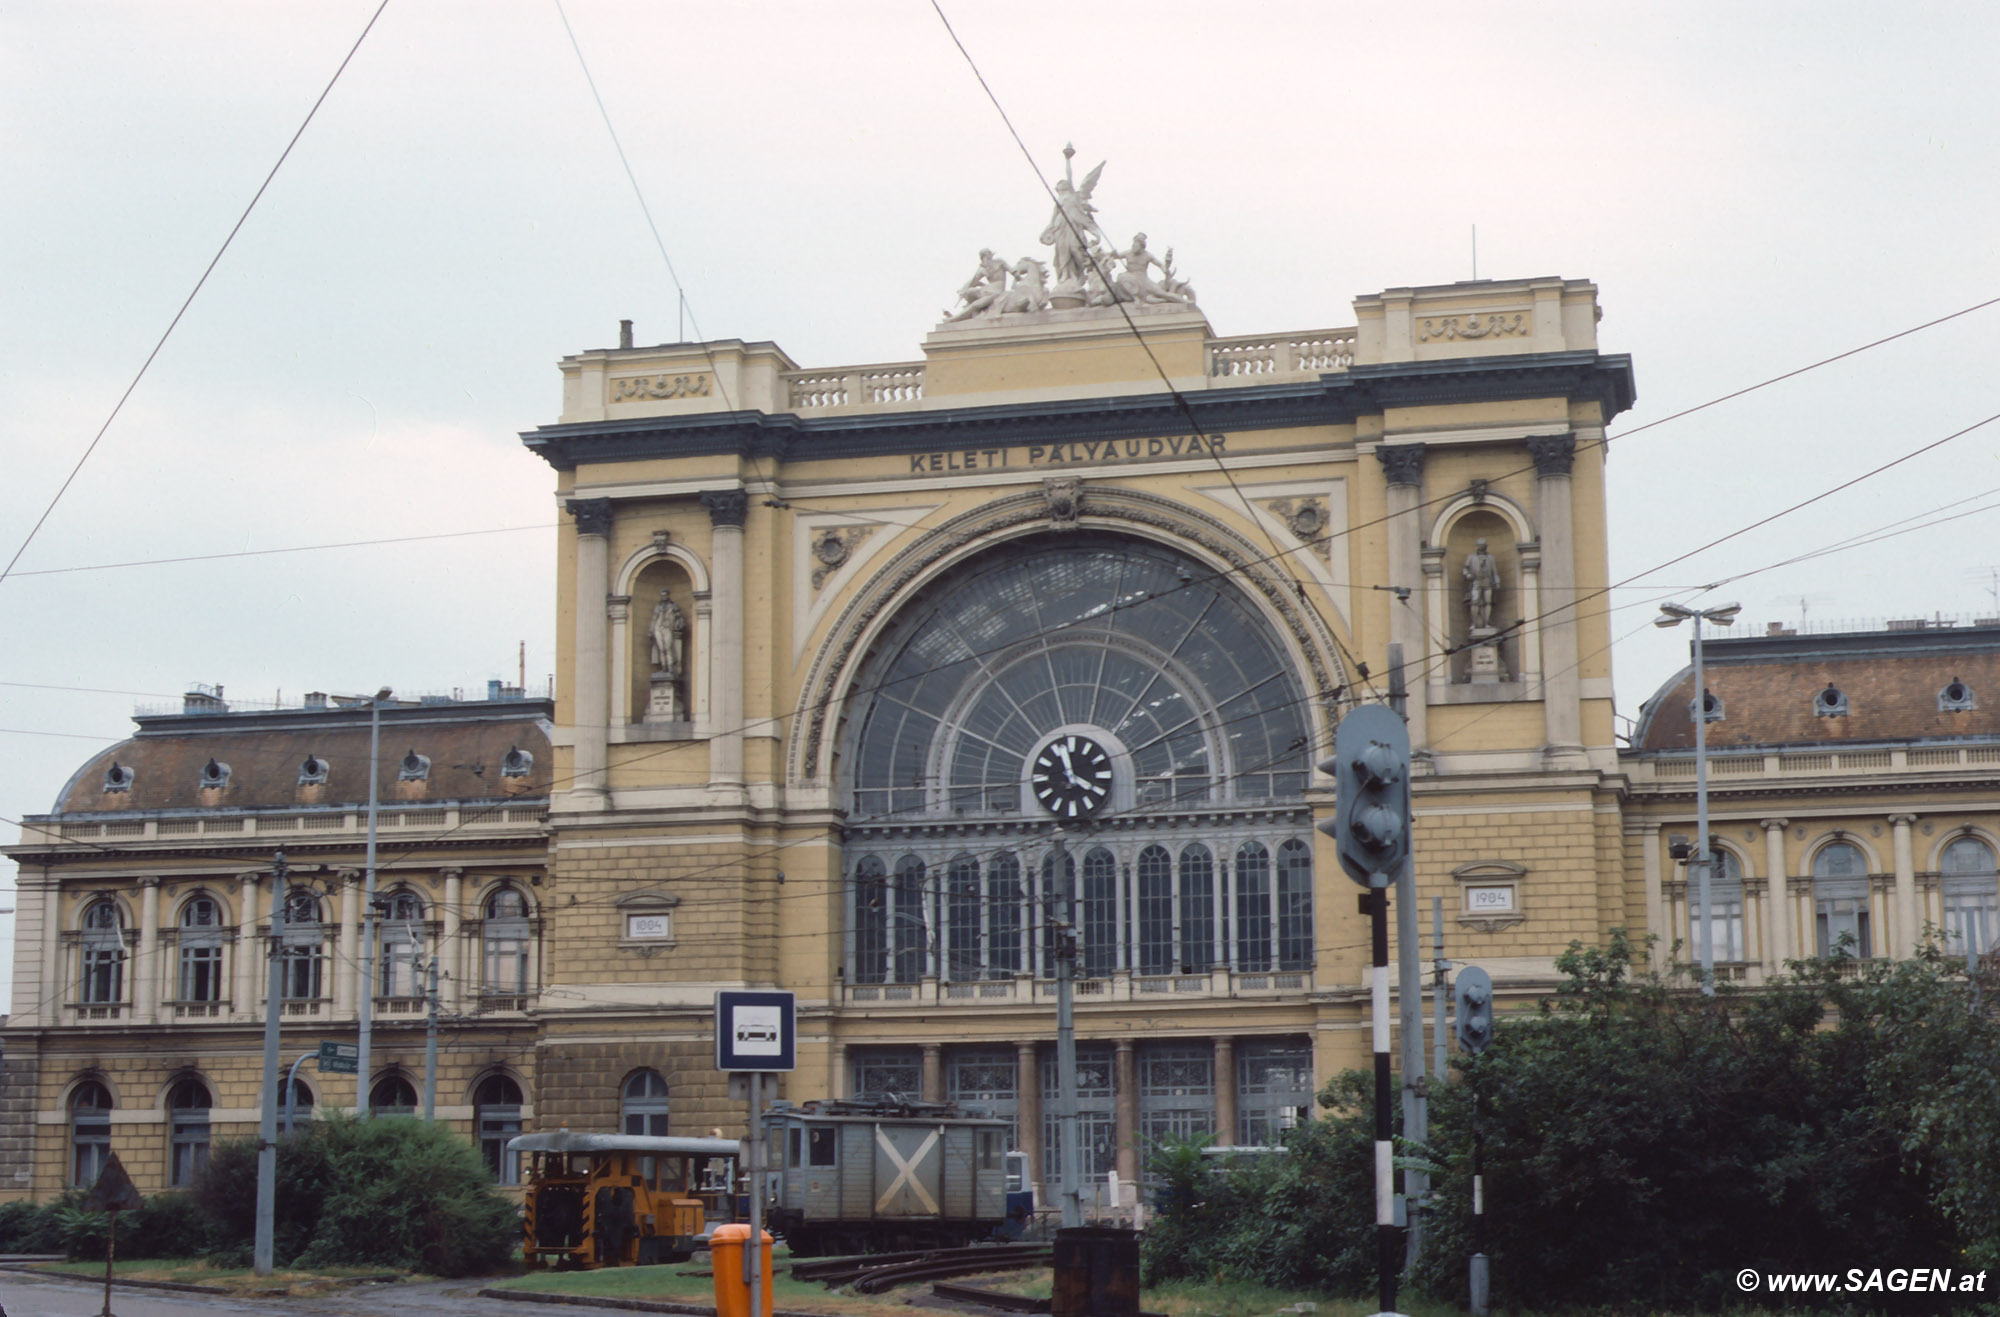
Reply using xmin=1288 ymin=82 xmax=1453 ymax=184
xmin=1634 ymin=628 xmax=2000 ymax=751
xmin=51 ymin=701 xmax=552 ymax=814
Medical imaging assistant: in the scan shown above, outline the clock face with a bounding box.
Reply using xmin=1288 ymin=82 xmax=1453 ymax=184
xmin=1031 ymin=735 xmax=1114 ymax=818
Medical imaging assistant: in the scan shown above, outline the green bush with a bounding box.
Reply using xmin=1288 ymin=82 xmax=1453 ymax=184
xmin=191 ymin=1112 xmax=516 ymax=1276
xmin=0 ymin=1195 xmax=71 ymax=1254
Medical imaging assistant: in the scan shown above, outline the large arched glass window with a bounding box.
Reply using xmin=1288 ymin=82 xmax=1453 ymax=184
xmin=1276 ymin=839 xmax=1314 ymax=972
xmin=475 ymin=1076 xmax=524 ymax=1184
xmin=168 ymin=1078 xmax=212 ymax=1186
xmin=1137 ymin=846 xmax=1174 ymax=976
xmin=177 ymin=897 xmax=224 ymax=1005
xmin=1236 ymin=843 xmax=1272 ymax=972
xmin=1942 ymin=837 xmax=1999 ymax=956
xmin=281 ymin=889 xmax=324 ymax=1000
xmin=1813 ymin=841 xmax=1872 ymax=958
xmin=852 ymin=855 xmax=889 ymax=984
xmin=482 ymin=886 xmax=533 ymax=996
xmin=986 ymin=852 xmax=1022 ymax=977
xmin=892 ymin=855 xmax=927 ymax=983
xmin=623 ymin=1070 xmax=670 ymax=1136
xmin=70 ymin=1081 xmax=112 ymax=1186
xmin=1179 ymin=845 xmax=1215 ymax=974
xmin=1081 ymin=847 xmax=1119 ymax=978
xmin=79 ymin=901 xmax=124 ymax=1005
xmin=379 ymin=891 xmax=426 ymax=999
xmin=843 ymin=535 xmax=1313 ymax=820
xmin=946 ymin=855 xmax=981 ymax=981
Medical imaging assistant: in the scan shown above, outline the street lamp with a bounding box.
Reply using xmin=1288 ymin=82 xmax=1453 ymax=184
xmin=1654 ymin=602 xmax=1740 ymax=994
xmin=355 ymin=686 xmax=392 ymax=1116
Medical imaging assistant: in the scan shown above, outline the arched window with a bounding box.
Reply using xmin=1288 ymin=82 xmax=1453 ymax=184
xmin=280 ymin=1076 xmax=315 ymax=1136
xmin=177 ymin=897 xmax=224 ymax=1004
xmin=1179 ymin=845 xmax=1215 ymax=974
xmin=1081 ymin=847 xmax=1119 ymax=978
xmin=475 ymin=1075 xmax=524 ymax=1184
xmin=281 ymin=889 xmax=324 ymax=1000
xmin=623 ymin=1069 xmax=670 ymax=1137
xmin=892 ymin=856 xmax=927 ymax=983
xmin=79 ymin=901 xmax=125 ymax=1005
xmin=379 ymin=891 xmax=426 ymax=999
xmin=986 ymin=852 xmax=1022 ymax=977
xmin=1942 ymin=837 xmax=1999 ymax=956
xmin=1813 ymin=841 xmax=1872 ymax=958
xmin=1691 ymin=849 xmax=1746 ymax=964
xmin=946 ymin=854 xmax=981 ymax=981
xmin=168 ymin=1078 xmax=212 ymax=1186
xmin=1038 ymin=848 xmax=1076 ymax=979
xmin=1277 ymin=839 xmax=1314 ymax=972
xmin=369 ymin=1074 xmax=417 ymax=1117
xmin=1137 ymin=845 xmax=1174 ymax=976
xmin=70 ymin=1081 xmax=113 ymax=1186
xmin=482 ymin=887 xmax=532 ymax=997
xmin=1236 ymin=843 xmax=1272 ymax=972
xmin=852 ymin=855 xmax=889 ymax=984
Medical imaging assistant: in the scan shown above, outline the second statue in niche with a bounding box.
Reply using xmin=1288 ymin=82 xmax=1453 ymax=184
xmin=1460 ymin=538 xmax=1507 ymax=683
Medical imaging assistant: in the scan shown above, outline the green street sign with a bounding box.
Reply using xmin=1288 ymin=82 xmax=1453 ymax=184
xmin=317 ymin=1040 xmax=359 ymax=1074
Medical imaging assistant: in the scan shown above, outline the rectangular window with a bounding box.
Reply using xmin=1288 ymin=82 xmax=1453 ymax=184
xmin=978 ymin=1129 xmax=1002 ymax=1171
xmin=282 ymin=948 xmax=323 ymax=1000
xmin=481 ymin=1112 xmax=523 ymax=1185
xmin=1816 ymin=896 xmax=1872 ymax=958
xmin=808 ymin=1127 xmax=836 ymax=1167
xmin=1237 ymin=1040 xmax=1313 ymax=1148
xmin=1944 ymin=885 xmax=1999 ymax=956
xmin=1137 ymin=850 xmax=1174 ymax=977
xmin=788 ymin=1127 xmax=803 ymax=1169
xmin=81 ymin=948 xmax=123 ymax=1004
xmin=72 ymin=1119 xmax=109 ymax=1186
xmin=178 ymin=944 xmax=223 ymax=1002
xmin=170 ymin=1117 xmax=210 ymax=1187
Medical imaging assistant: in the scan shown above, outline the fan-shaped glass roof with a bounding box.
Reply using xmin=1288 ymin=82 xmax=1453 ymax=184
xmin=843 ymin=534 xmax=1311 ymax=820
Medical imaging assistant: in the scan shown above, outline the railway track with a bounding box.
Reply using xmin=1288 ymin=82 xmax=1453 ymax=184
xmin=789 ymin=1242 xmax=1051 ymax=1292
xmin=931 ymin=1279 xmax=1051 ymax=1312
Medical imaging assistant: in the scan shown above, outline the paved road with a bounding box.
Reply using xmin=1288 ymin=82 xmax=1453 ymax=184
xmin=0 ymin=1269 xmax=568 ymax=1317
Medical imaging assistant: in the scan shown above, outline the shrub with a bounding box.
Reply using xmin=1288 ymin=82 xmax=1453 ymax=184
xmin=191 ymin=1112 xmax=516 ymax=1276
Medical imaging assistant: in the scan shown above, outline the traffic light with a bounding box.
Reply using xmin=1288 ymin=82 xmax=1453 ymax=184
xmin=1455 ymin=966 xmax=1494 ymax=1055
xmin=1315 ymin=704 xmax=1410 ymax=888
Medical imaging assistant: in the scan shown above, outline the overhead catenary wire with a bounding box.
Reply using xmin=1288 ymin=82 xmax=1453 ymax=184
xmin=0 ymin=0 xmax=393 ymax=590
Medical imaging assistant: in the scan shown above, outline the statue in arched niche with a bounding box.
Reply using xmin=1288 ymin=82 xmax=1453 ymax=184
xmin=647 ymin=589 xmax=688 ymax=721
xmin=1460 ymin=537 xmax=1508 ymax=683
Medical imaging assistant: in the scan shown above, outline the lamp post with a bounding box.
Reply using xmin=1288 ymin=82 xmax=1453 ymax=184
xmin=355 ymin=687 xmax=392 ymax=1116
xmin=1654 ymin=602 xmax=1740 ymax=995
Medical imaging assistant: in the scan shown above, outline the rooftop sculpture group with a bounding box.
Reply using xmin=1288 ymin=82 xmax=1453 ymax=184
xmin=943 ymin=145 xmax=1198 ymax=324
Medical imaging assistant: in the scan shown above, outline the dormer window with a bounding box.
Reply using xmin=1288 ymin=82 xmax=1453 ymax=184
xmin=103 ymin=762 xmax=132 ymax=793
xmin=1815 ymin=684 xmax=1848 ymax=718
xmin=298 ymin=755 xmax=329 ymax=786
xmin=1939 ymin=678 xmax=1976 ymax=713
xmin=398 ymin=750 xmax=430 ymax=782
xmin=1689 ymin=688 xmax=1724 ymax=725
xmin=501 ymin=745 xmax=533 ymax=778
xmin=200 ymin=758 xmax=231 ymax=788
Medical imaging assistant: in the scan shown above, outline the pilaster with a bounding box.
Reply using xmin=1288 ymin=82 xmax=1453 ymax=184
xmin=1889 ymin=814 xmax=1918 ymax=958
xmin=702 ymin=489 xmax=748 ymax=787
xmin=1378 ymin=444 xmax=1428 ymax=751
xmin=1113 ymin=1040 xmax=1139 ymax=1187
xmin=566 ymin=497 xmax=614 ymax=809
xmin=1529 ymin=435 xmax=1583 ymax=763
xmin=1212 ymin=1036 xmax=1237 ymax=1146
xmin=135 ymin=877 xmax=161 ymax=1024
xmin=441 ymin=867 xmax=465 ymax=1012
xmin=1762 ymin=820 xmax=1791 ymax=969
xmin=1016 ymin=1042 xmax=1043 ymax=1201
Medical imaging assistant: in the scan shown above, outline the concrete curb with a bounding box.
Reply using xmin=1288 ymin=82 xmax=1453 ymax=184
xmin=477 ymin=1286 xmax=846 ymax=1317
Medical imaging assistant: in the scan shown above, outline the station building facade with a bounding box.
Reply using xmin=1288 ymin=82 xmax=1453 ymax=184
xmin=7 ymin=247 xmax=1658 ymax=1199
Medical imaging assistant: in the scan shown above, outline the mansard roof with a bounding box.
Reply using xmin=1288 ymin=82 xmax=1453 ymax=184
xmin=44 ymin=695 xmax=552 ymax=816
xmin=1631 ymin=623 xmax=2000 ymax=752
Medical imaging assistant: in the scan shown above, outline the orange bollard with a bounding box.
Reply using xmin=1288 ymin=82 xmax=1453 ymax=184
xmin=709 ymin=1223 xmax=774 ymax=1317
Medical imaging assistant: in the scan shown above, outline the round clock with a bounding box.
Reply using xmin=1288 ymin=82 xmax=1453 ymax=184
xmin=1030 ymin=735 xmax=1113 ymax=818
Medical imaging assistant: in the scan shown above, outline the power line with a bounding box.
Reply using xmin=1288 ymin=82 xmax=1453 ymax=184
xmin=0 ymin=0 xmax=393 ymax=588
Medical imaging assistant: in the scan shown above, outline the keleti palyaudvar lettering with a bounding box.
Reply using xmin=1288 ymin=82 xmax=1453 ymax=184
xmin=905 ymin=432 xmax=1225 ymax=474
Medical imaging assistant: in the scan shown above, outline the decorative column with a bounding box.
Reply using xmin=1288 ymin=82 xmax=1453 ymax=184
xmin=1762 ymin=820 xmax=1791 ymax=969
xmin=1113 ymin=1040 xmax=1140 ymax=1189
xmin=566 ymin=498 xmax=614 ymax=809
xmin=921 ymin=1044 xmax=944 ymax=1103
xmin=1529 ymin=436 xmax=1583 ymax=761
xmin=1212 ymin=1037 xmax=1237 ymax=1147
xmin=1377 ymin=444 xmax=1428 ymax=751
xmin=1016 ymin=1042 xmax=1043 ymax=1202
xmin=1420 ymin=546 xmax=1447 ymax=694
xmin=335 ymin=869 xmax=360 ymax=1018
xmin=607 ymin=595 xmax=632 ymax=726
xmin=1641 ymin=828 xmax=1666 ymax=973
xmin=702 ymin=489 xmax=748 ymax=787
xmin=38 ymin=876 xmax=64 ymax=1026
xmin=441 ymin=868 xmax=464 ymax=1012
xmin=1890 ymin=814 xmax=1919 ymax=958
xmin=830 ymin=1042 xmax=848 ymax=1100
xmin=135 ymin=877 xmax=161 ymax=1024
xmin=235 ymin=872 xmax=262 ymax=1019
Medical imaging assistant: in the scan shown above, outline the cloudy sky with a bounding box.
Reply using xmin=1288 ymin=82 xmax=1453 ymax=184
xmin=4 ymin=2 xmax=1998 ymax=1009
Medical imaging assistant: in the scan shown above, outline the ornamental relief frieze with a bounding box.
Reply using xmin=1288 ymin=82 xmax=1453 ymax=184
xmin=794 ymin=485 xmax=1347 ymax=782
xmin=809 ymin=526 xmax=876 ymax=591
xmin=1416 ymin=312 xmax=1529 ymax=343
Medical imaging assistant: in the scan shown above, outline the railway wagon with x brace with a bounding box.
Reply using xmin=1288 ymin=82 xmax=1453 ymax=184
xmin=762 ymin=1098 xmax=1015 ymax=1257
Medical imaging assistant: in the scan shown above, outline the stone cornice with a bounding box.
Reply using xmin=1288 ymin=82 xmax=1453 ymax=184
xmin=520 ymin=352 xmax=1638 ymax=472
